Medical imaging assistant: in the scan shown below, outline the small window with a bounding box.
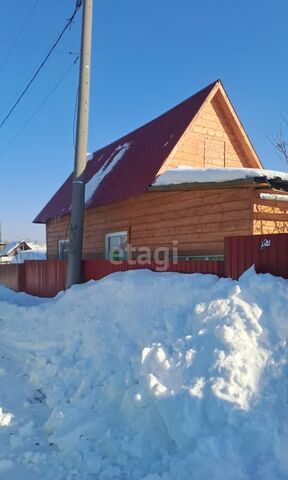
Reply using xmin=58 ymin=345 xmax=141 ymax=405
xmin=105 ymin=231 xmax=128 ymax=261
xmin=58 ymin=240 xmax=69 ymax=260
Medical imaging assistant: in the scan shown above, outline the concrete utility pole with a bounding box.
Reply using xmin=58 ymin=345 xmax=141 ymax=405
xmin=66 ymin=0 xmax=93 ymax=288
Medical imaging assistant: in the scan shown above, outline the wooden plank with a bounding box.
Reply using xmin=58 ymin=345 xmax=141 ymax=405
xmin=46 ymin=186 xmax=255 ymax=259
xmin=254 ymin=212 xmax=288 ymax=222
xmin=84 ymin=200 xmax=251 ymax=230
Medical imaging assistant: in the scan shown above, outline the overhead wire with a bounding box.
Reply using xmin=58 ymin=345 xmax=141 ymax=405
xmin=0 ymin=56 xmax=79 ymax=156
xmin=0 ymin=0 xmax=82 ymax=131
xmin=0 ymin=0 xmax=40 ymax=74
xmin=1 ymin=44 xmax=77 ymax=115
xmin=0 ymin=40 xmax=78 ymax=57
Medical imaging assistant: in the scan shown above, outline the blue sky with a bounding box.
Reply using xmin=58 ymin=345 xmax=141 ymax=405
xmin=0 ymin=0 xmax=287 ymax=242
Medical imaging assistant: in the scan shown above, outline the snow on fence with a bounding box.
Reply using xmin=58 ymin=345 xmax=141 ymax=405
xmin=0 ymin=233 xmax=288 ymax=297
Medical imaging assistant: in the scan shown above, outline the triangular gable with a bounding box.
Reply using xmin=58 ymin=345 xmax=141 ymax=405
xmin=34 ymin=81 xmax=218 ymax=223
xmin=159 ymin=80 xmax=262 ymax=174
xmin=34 ymin=81 xmax=262 ymax=224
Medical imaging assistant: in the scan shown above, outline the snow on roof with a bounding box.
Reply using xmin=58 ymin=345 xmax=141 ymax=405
xmin=85 ymin=143 xmax=131 ymax=205
xmin=27 ymin=242 xmax=46 ymax=252
xmin=260 ymin=192 xmax=288 ymax=202
xmin=34 ymin=80 xmax=219 ymax=223
xmin=152 ymin=166 xmax=288 ymax=187
xmin=11 ymin=249 xmax=46 ymax=264
xmin=0 ymin=241 xmax=30 ymax=258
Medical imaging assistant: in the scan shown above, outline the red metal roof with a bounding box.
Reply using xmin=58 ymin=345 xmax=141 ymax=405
xmin=34 ymin=80 xmax=218 ymax=223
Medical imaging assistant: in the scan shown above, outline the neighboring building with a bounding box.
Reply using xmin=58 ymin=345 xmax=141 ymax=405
xmin=10 ymin=243 xmax=47 ymax=263
xmin=34 ymin=80 xmax=288 ymax=261
xmin=0 ymin=241 xmax=31 ymax=264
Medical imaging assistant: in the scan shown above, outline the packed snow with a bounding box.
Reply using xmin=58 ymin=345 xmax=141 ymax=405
xmin=85 ymin=143 xmax=131 ymax=205
xmin=0 ymin=268 xmax=287 ymax=479
xmin=152 ymin=166 xmax=288 ymax=186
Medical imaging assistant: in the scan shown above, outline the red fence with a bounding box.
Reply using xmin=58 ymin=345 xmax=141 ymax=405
xmin=0 ymin=263 xmax=25 ymax=292
xmin=1 ymin=233 xmax=288 ymax=297
xmin=0 ymin=261 xmax=67 ymax=297
xmin=0 ymin=259 xmax=224 ymax=297
xmin=83 ymin=259 xmax=225 ymax=282
xmin=25 ymin=260 xmax=67 ymax=297
xmin=225 ymin=233 xmax=288 ymax=280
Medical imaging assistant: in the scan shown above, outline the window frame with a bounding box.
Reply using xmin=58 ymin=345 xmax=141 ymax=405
xmin=105 ymin=231 xmax=128 ymax=261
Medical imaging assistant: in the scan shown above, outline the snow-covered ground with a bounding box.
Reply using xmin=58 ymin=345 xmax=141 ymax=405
xmin=0 ymin=269 xmax=287 ymax=479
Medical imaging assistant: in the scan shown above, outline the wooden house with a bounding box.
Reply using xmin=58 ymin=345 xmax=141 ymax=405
xmin=34 ymin=80 xmax=288 ymax=261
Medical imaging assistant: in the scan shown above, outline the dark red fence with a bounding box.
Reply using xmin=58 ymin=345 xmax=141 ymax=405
xmin=25 ymin=260 xmax=67 ymax=297
xmin=0 ymin=263 xmax=25 ymax=292
xmin=225 ymin=233 xmax=288 ymax=280
xmin=0 ymin=259 xmax=224 ymax=297
xmin=84 ymin=259 xmax=224 ymax=282
xmin=1 ymin=233 xmax=288 ymax=297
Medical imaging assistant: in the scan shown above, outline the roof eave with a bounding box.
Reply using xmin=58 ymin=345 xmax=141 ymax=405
xmin=148 ymin=178 xmax=270 ymax=192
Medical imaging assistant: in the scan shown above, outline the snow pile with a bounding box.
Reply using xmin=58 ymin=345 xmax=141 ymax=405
xmin=152 ymin=166 xmax=288 ymax=186
xmin=85 ymin=142 xmax=131 ymax=205
xmin=0 ymin=269 xmax=287 ymax=479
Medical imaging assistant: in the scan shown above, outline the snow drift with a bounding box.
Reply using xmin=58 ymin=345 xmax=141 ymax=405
xmin=0 ymin=269 xmax=287 ymax=479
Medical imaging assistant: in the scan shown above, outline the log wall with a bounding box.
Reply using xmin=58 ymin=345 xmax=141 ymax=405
xmin=46 ymin=186 xmax=254 ymax=259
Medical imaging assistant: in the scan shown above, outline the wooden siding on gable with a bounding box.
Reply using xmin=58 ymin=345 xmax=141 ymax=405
xmin=47 ymin=187 xmax=254 ymax=259
xmin=159 ymin=92 xmax=251 ymax=174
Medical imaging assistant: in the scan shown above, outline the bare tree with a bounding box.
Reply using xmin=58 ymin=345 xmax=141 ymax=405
xmin=268 ymin=116 xmax=288 ymax=168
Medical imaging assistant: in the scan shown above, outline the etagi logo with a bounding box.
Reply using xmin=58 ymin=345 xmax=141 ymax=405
xmin=110 ymin=241 xmax=179 ymax=271
xmin=261 ymin=239 xmax=271 ymax=250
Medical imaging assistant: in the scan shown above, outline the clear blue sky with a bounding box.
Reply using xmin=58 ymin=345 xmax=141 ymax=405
xmin=0 ymin=0 xmax=287 ymax=242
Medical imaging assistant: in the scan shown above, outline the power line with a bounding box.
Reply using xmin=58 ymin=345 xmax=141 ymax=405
xmin=0 ymin=56 xmax=79 ymax=156
xmin=0 ymin=0 xmax=82 ymax=131
xmin=0 ymin=45 xmax=78 ymax=116
xmin=0 ymin=0 xmax=40 ymax=74
xmin=0 ymin=40 xmax=78 ymax=57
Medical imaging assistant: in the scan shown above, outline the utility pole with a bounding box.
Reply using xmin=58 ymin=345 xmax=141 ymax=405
xmin=66 ymin=0 xmax=93 ymax=288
